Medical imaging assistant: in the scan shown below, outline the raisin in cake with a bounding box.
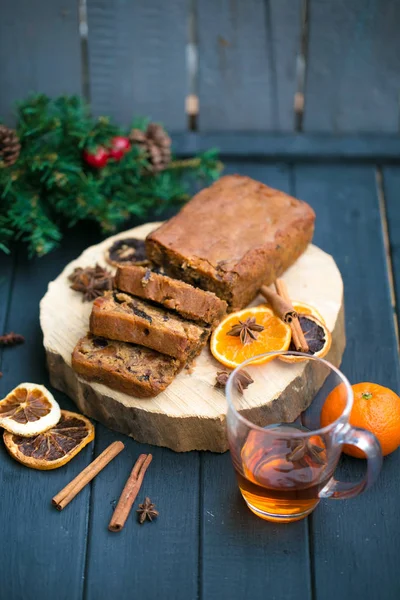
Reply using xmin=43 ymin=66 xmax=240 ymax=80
xmin=89 ymin=292 xmax=210 ymax=361
xmin=72 ymin=334 xmax=183 ymax=397
xmin=115 ymin=265 xmax=227 ymax=325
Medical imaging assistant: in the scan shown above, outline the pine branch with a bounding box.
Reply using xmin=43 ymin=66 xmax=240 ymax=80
xmin=0 ymin=94 xmax=222 ymax=257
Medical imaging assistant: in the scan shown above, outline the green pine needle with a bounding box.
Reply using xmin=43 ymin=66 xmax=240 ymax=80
xmin=0 ymin=94 xmax=222 ymax=257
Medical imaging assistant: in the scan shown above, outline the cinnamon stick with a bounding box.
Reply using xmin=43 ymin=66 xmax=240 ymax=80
xmin=108 ymin=453 xmax=153 ymax=532
xmin=52 ymin=441 xmax=125 ymax=511
xmin=274 ymin=279 xmax=309 ymax=353
xmin=260 ymin=285 xmax=298 ymax=323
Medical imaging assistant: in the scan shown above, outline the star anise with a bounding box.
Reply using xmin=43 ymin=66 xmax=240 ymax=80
xmin=137 ymin=497 xmax=159 ymax=524
xmin=286 ymin=438 xmax=326 ymax=466
xmin=68 ymin=264 xmax=113 ymax=302
xmin=226 ymin=317 xmax=264 ymax=345
xmin=0 ymin=332 xmax=25 ymax=347
xmin=215 ymin=370 xmax=254 ymax=394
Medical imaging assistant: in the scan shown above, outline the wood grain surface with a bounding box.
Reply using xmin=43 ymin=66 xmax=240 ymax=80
xmin=0 ymin=0 xmax=82 ymax=125
xmin=296 ymin=164 xmax=400 ymax=600
xmin=197 ymin=0 xmax=302 ymax=131
xmin=0 ymin=230 xmax=99 ymax=600
xmin=87 ymin=0 xmax=187 ymax=130
xmin=304 ymin=0 xmax=400 ymax=133
xmin=0 ymin=159 xmax=399 ymax=600
xmin=383 ymin=166 xmax=400 ymax=342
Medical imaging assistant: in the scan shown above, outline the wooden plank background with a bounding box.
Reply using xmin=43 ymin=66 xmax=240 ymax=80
xmin=84 ymin=428 xmax=200 ymax=599
xmin=303 ymin=0 xmax=400 ymax=133
xmin=383 ymin=168 xmax=400 ymax=346
xmin=1 ymin=0 xmax=400 ymax=133
xmin=296 ymin=164 xmax=400 ymax=599
xmin=0 ymin=0 xmax=82 ymax=125
xmin=0 ymin=230 xmax=100 ymax=600
xmin=86 ymin=0 xmax=188 ymax=129
xmin=196 ymin=0 xmax=302 ymax=131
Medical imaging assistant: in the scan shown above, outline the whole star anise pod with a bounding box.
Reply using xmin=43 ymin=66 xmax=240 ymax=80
xmin=286 ymin=438 xmax=326 ymax=467
xmin=215 ymin=370 xmax=254 ymax=394
xmin=226 ymin=317 xmax=264 ymax=345
xmin=68 ymin=264 xmax=113 ymax=302
xmin=0 ymin=332 xmax=25 ymax=347
xmin=137 ymin=497 xmax=159 ymax=524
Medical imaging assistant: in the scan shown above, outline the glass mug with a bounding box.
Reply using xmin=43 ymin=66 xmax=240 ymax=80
xmin=226 ymin=352 xmax=382 ymax=523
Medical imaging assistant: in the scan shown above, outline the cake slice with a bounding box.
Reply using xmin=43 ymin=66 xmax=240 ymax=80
xmin=89 ymin=291 xmax=210 ymax=361
xmin=115 ymin=265 xmax=227 ymax=325
xmin=72 ymin=334 xmax=183 ymax=397
xmin=145 ymin=174 xmax=315 ymax=311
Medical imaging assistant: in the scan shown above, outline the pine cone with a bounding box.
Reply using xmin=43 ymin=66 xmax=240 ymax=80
xmin=129 ymin=123 xmax=171 ymax=173
xmin=0 ymin=125 xmax=21 ymax=166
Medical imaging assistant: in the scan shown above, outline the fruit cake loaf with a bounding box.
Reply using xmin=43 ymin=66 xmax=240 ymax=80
xmin=90 ymin=291 xmax=210 ymax=361
xmin=145 ymin=175 xmax=315 ymax=311
xmin=72 ymin=334 xmax=183 ymax=397
xmin=115 ymin=265 xmax=227 ymax=325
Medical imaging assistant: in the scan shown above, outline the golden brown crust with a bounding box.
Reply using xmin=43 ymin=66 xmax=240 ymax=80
xmin=71 ymin=334 xmax=183 ymax=397
xmin=146 ymin=175 xmax=315 ymax=310
xmin=89 ymin=292 xmax=210 ymax=361
xmin=115 ymin=265 xmax=227 ymax=324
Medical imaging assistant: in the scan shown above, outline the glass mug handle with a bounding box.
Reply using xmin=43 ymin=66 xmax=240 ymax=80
xmin=319 ymin=425 xmax=383 ymax=500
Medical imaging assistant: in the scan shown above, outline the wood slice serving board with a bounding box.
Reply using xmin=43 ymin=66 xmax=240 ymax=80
xmin=40 ymin=223 xmax=345 ymax=452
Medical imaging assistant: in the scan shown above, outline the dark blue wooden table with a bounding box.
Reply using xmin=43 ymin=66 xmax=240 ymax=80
xmin=1 ymin=142 xmax=400 ymax=600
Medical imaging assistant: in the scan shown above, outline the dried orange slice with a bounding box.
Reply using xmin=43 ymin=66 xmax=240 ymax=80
xmin=292 ymin=302 xmax=325 ymax=324
xmin=279 ymin=314 xmax=332 ymax=363
xmin=210 ymin=307 xmax=291 ymax=369
xmin=3 ymin=410 xmax=94 ymax=470
xmin=0 ymin=383 xmax=61 ymax=436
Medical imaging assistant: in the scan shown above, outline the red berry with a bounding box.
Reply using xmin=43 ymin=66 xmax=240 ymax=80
xmin=83 ymin=147 xmax=109 ymax=169
xmin=108 ymin=136 xmax=131 ymax=160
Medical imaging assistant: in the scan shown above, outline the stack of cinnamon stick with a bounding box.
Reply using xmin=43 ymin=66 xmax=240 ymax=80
xmin=52 ymin=441 xmax=154 ymax=532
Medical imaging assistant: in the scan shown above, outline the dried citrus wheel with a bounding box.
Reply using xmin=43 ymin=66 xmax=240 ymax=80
xmin=291 ymin=302 xmax=325 ymax=324
xmin=3 ymin=410 xmax=95 ymax=470
xmin=279 ymin=314 xmax=332 ymax=363
xmin=0 ymin=383 xmax=61 ymax=436
xmin=210 ymin=307 xmax=291 ymax=369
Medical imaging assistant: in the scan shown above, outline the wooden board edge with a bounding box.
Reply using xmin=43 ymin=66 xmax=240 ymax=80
xmin=46 ymin=349 xmax=228 ymax=453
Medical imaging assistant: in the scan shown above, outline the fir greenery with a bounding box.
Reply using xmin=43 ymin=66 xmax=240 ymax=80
xmin=0 ymin=94 xmax=222 ymax=257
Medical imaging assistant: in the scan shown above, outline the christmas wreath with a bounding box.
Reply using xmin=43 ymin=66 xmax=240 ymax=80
xmin=0 ymin=95 xmax=222 ymax=257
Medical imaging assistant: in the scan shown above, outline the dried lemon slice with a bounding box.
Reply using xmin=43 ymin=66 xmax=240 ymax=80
xmin=3 ymin=410 xmax=95 ymax=470
xmin=0 ymin=383 xmax=61 ymax=436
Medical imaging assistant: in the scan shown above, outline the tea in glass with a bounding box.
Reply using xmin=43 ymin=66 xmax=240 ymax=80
xmin=226 ymin=352 xmax=382 ymax=522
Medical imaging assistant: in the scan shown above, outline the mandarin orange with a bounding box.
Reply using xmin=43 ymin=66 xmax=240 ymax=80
xmin=321 ymin=382 xmax=400 ymax=457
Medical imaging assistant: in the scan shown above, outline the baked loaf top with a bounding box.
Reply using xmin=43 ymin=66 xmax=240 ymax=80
xmin=146 ymin=174 xmax=315 ymax=309
xmin=90 ymin=291 xmax=210 ymax=361
xmin=115 ymin=265 xmax=227 ymax=325
xmin=72 ymin=334 xmax=182 ymax=397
